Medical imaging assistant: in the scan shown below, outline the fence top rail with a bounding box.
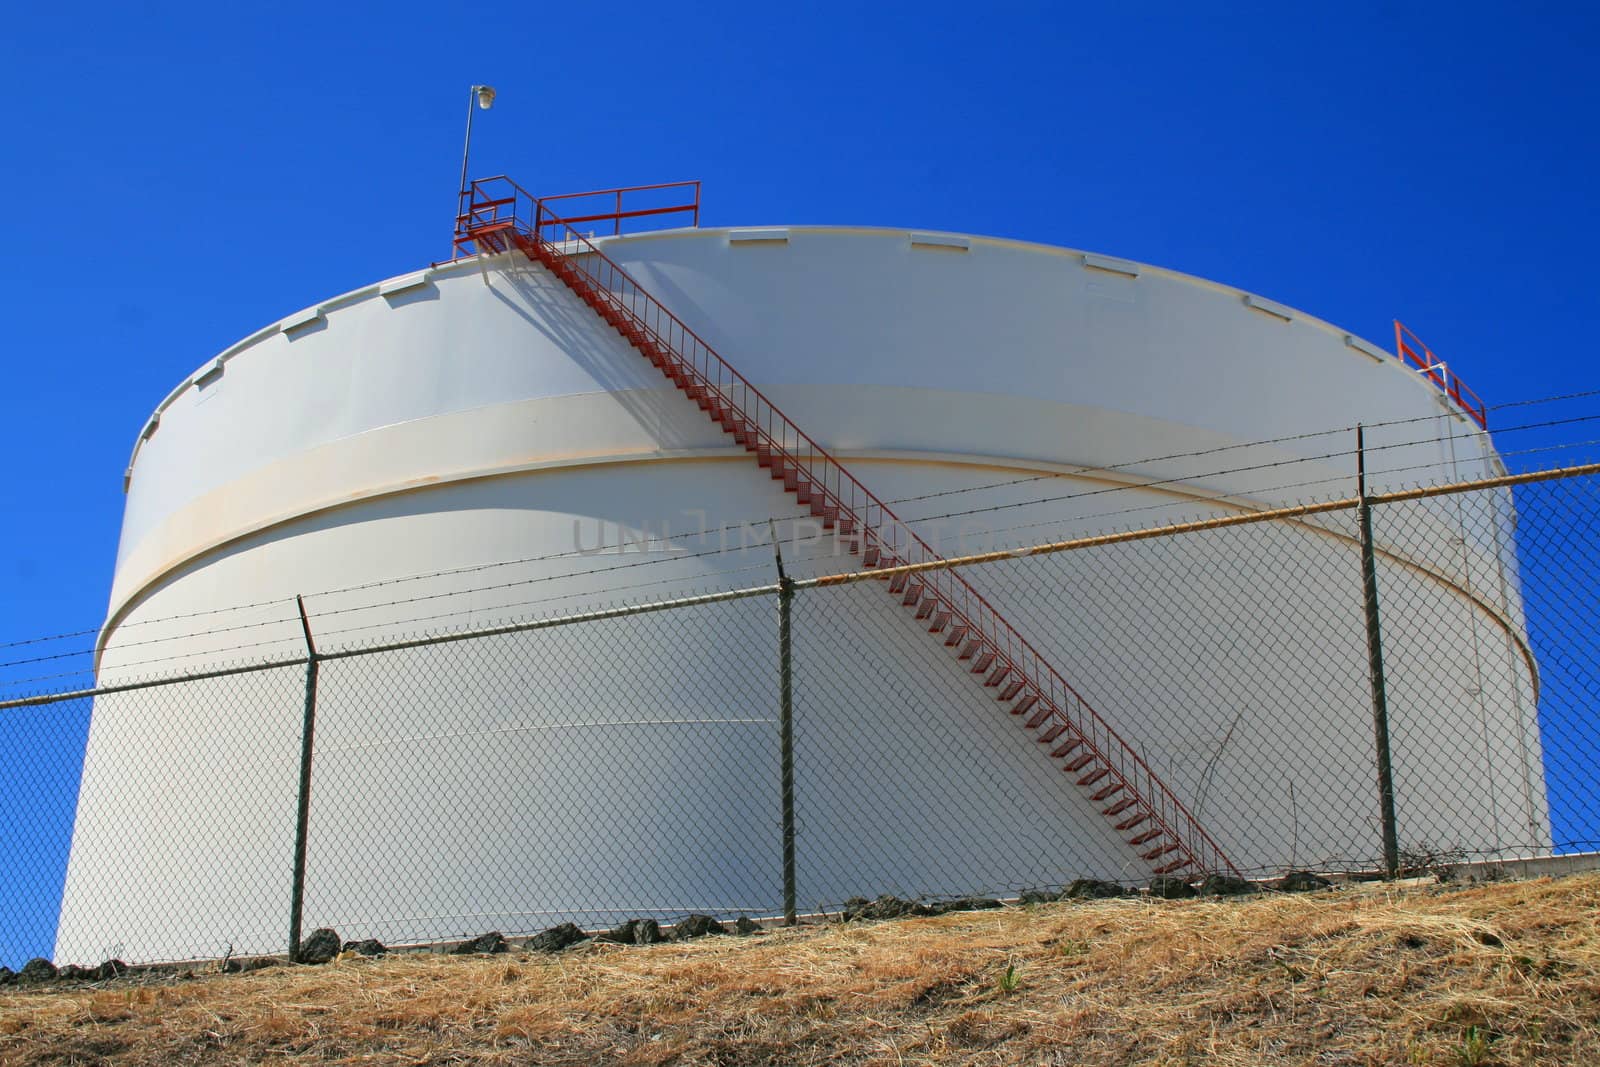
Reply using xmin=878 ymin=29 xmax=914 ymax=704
xmin=7 ymin=460 xmax=1593 ymax=712
xmin=795 ymin=459 xmax=1600 ymax=590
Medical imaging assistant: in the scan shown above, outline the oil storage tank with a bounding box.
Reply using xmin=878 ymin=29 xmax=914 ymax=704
xmin=55 ymin=180 xmax=1546 ymax=963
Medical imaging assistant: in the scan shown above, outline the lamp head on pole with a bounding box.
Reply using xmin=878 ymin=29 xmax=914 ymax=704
xmin=474 ymin=85 xmax=497 ymax=110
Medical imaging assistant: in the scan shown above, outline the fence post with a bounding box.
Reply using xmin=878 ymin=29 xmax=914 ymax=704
xmin=771 ymin=529 xmax=798 ymax=926
xmin=288 ymin=595 xmax=321 ymax=960
xmin=1357 ymin=426 xmax=1401 ymax=878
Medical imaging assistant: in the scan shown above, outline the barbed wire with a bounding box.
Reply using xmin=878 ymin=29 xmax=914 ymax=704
xmin=5 ymin=400 xmax=1599 ymax=672
xmin=9 ymin=456 xmax=1598 ymax=697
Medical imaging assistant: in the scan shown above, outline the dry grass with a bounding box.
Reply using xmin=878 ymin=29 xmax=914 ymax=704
xmin=3 ymin=873 xmax=1598 ymax=1065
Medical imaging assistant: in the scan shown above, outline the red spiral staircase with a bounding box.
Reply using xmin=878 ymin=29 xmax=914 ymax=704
xmin=454 ymin=177 xmax=1239 ymax=880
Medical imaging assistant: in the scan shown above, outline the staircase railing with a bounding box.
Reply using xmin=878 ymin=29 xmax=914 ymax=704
xmin=460 ymin=180 xmax=1239 ymax=878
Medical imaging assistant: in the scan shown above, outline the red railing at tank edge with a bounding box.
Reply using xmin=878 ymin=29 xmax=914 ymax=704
xmin=1394 ymin=321 xmax=1487 ymax=430
xmin=453 ymin=177 xmax=700 ymax=258
xmin=468 ymin=185 xmax=1239 ymax=879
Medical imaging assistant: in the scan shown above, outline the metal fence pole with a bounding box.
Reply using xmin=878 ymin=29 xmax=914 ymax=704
xmin=772 ymin=529 xmax=798 ymax=926
xmin=288 ymin=595 xmax=322 ymax=960
xmin=1357 ymin=426 xmax=1402 ymax=877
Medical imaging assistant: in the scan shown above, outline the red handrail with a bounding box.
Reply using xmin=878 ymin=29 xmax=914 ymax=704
xmin=1394 ymin=321 xmax=1488 ymax=430
xmin=460 ymin=179 xmax=1241 ymax=877
xmin=453 ymin=177 xmax=699 ymax=255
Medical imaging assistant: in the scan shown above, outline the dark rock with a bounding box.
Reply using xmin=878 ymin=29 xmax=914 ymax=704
xmin=342 ymin=939 xmax=387 ymax=957
xmin=671 ymin=914 xmax=727 ymax=940
xmin=1064 ymin=879 xmax=1127 ymax=900
xmin=841 ymin=896 xmax=932 ymax=922
xmin=1199 ymin=874 xmax=1259 ymax=897
xmin=19 ymin=958 xmax=58 ymax=983
xmin=526 ymin=923 xmax=585 ymax=953
xmin=598 ymin=918 xmax=664 ymax=945
xmin=57 ymin=964 xmax=95 ymax=981
xmin=451 ymin=932 xmax=508 ymax=955
xmin=926 ymin=897 xmax=1004 ymax=916
xmin=1276 ymin=871 xmax=1334 ymax=893
xmin=296 ymin=927 xmax=342 ymax=964
xmin=1018 ymin=888 xmax=1062 ymax=905
xmin=222 ymin=956 xmax=281 ymax=975
xmin=1149 ymin=876 xmax=1197 ymax=899
xmin=734 ymin=916 xmax=761 ymax=936
xmin=0 ymin=966 xmax=14 ymax=986
xmin=94 ymin=960 xmax=128 ymax=981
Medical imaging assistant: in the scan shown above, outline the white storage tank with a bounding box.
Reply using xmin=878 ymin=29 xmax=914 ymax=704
xmin=56 ymin=188 xmax=1545 ymax=963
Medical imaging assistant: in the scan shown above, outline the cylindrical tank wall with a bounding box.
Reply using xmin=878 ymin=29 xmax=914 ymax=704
xmin=56 ymin=228 xmax=1542 ymax=962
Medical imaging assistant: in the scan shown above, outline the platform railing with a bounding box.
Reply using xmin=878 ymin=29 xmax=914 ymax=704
xmin=1395 ymin=321 xmax=1488 ymax=430
xmin=454 ymin=177 xmax=699 ymax=258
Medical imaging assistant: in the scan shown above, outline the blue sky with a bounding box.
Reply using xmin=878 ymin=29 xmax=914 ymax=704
xmin=0 ymin=2 xmax=1597 ymax=963
xmin=1 ymin=1 xmax=1596 ymax=649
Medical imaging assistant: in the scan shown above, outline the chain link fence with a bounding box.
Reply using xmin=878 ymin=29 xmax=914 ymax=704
xmin=4 ymin=465 xmax=1598 ymax=970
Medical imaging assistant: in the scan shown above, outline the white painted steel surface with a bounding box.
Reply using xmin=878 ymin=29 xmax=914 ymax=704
xmin=57 ymin=227 xmax=1544 ymax=962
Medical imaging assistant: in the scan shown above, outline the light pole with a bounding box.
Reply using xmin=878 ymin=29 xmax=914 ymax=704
xmin=456 ymin=85 xmax=496 ymax=246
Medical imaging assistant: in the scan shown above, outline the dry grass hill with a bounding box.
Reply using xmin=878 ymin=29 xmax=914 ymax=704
xmin=2 ymin=872 xmax=1597 ymax=1065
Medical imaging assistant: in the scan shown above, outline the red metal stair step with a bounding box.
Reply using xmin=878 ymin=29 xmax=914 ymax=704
xmin=1091 ymin=781 xmax=1124 ymax=802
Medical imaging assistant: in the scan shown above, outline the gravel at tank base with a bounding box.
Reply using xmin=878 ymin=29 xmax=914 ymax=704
xmin=451 ymin=932 xmax=509 ymax=955
xmin=842 ymin=896 xmax=933 ymax=922
xmin=525 ymin=924 xmax=586 ymax=953
xmin=672 ymin=915 xmax=727 ymax=940
xmin=343 ymin=939 xmax=387 ymax=957
xmin=842 ymin=895 xmax=1006 ymax=922
xmin=1148 ymin=876 xmax=1197 ymax=899
xmin=1064 ymin=878 xmax=1129 ymax=899
xmin=1276 ymin=870 xmax=1335 ymax=892
xmin=221 ymin=956 xmax=281 ymax=975
xmin=925 ymin=897 xmax=1003 ymax=915
xmin=18 ymin=959 xmax=58 ymax=983
xmin=597 ymin=919 xmax=665 ymax=945
xmin=1199 ymin=874 xmax=1259 ymax=896
xmin=295 ymin=928 xmax=342 ymax=965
